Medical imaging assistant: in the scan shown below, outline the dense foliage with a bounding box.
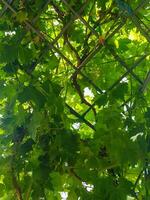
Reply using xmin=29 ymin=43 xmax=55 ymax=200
xmin=0 ymin=0 xmax=149 ymax=199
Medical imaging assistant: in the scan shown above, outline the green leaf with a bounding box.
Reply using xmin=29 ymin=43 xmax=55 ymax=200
xmin=50 ymin=172 xmax=64 ymax=191
xmin=0 ymin=44 xmax=18 ymax=63
xmin=0 ymin=1 xmax=149 ymax=199
xmin=20 ymin=138 xmax=35 ymax=155
xmin=18 ymin=46 xmax=33 ymax=64
xmin=118 ymin=38 xmax=131 ymax=51
xmin=111 ymin=82 xmax=128 ymax=100
xmin=16 ymin=11 xmax=28 ymax=23
xmin=69 ymin=28 xmax=85 ymax=43
xmin=3 ymin=62 xmax=19 ymax=74
xmin=0 ymin=183 xmax=5 ymax=197
xmin=28 ymin=110 xmax=44 ymax=139
xmin=18 ymin=86 xmax=46 ymax=107
xmin=95 ymin=94 xmax=108 ymax=107
xmin=145 ymin=107 xmax=150 ymax=118
xmin=97 ymin=0 xmax=106 ymax=10
xmin=49 ymin=55 xmax=59 ymax=69
xmin=68 ymin=191 xmax=78 ymax=200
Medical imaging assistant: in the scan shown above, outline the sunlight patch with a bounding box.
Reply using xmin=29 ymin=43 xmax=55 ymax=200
xmin=83 ymin=87 xmax=94 ymax=98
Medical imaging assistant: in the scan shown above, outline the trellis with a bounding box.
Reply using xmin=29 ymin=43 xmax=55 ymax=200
xmin=0 ymin=0 xmax=149 ymax=131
